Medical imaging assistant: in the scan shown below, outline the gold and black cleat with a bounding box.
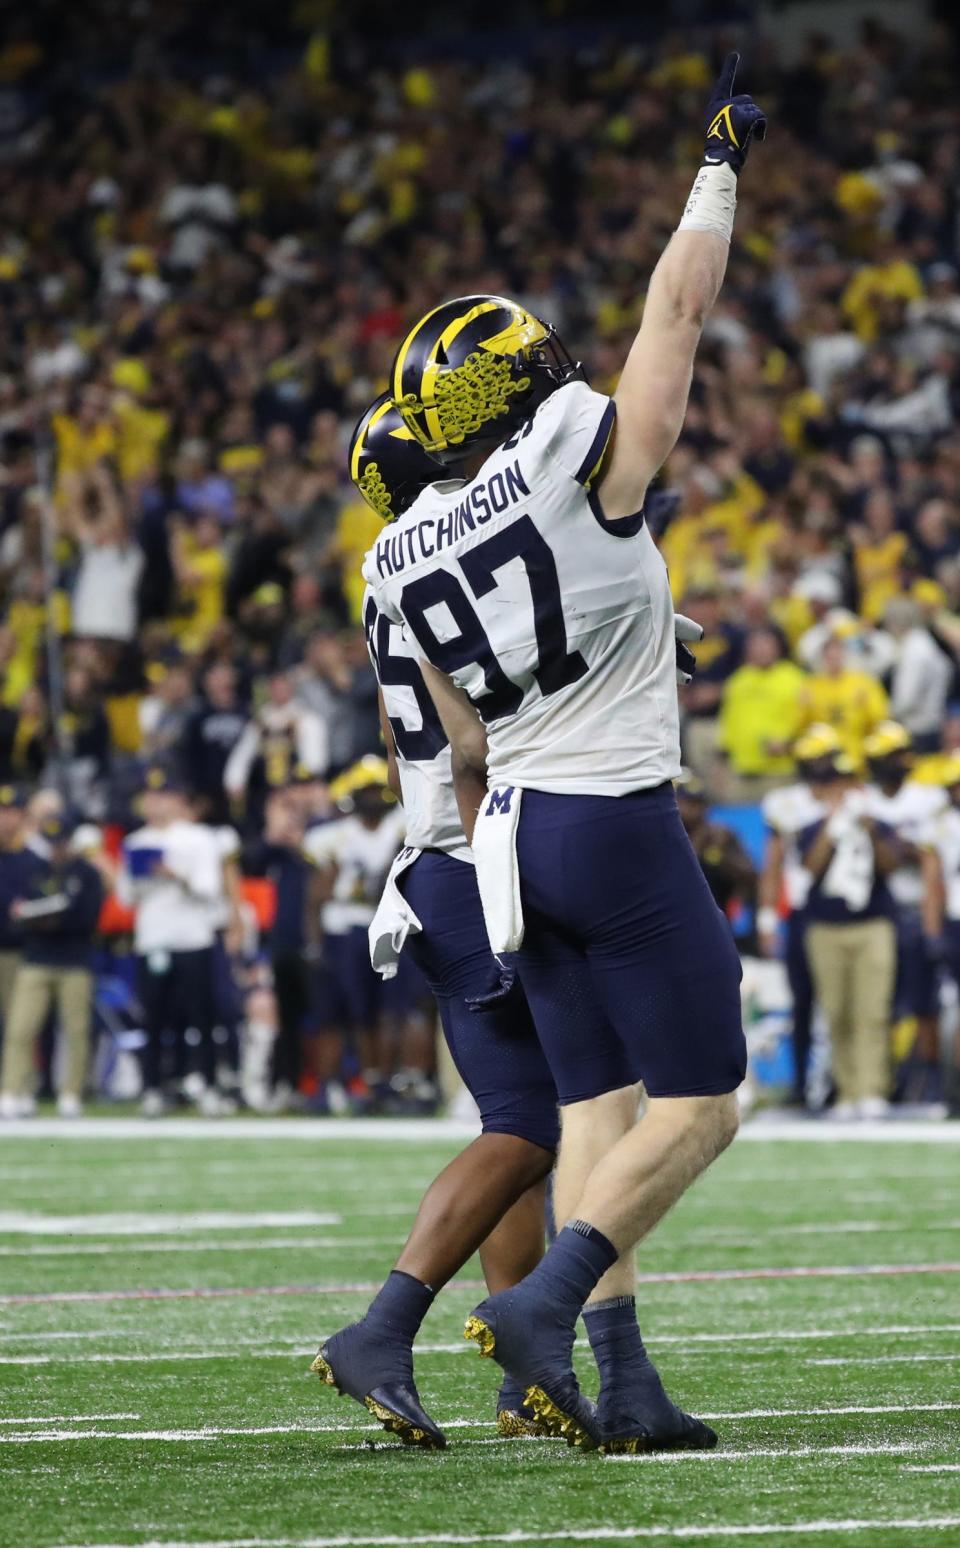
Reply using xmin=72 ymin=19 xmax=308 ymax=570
xmin=496 ymin=1408 xmax=552 ymax=1439
xmin=463 ymin=1314 xmax=599 ymax=1451
xmin=311 ymin=1346 xmax=446 ymax=1450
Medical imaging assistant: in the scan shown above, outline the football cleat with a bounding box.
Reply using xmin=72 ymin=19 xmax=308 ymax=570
xmin=464 ymin=1298 xmax=601 ymax=1451
xmin=496 ymin=1377 xmax=553 ymax=1439
xmin=597 ymin=1367 xmax=718 ymax=1455
xmin=311 ymin=1325 xmax=446 ymax=1450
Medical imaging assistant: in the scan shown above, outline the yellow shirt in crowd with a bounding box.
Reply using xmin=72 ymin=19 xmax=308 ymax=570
xmin=335 ymin=500 xmax=383 ymax=624
xmin=853 ymin=532 xmax=908 ymax=622
xmin=796 ymin=669 xmax=889 ymax=770
xmin=173 ymin=538 xmax=226 ymax=651
xmin=718 ymin=660 xmax=807 ymax=776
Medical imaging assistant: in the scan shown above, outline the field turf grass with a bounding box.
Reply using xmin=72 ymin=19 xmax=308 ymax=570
xmin=1 ymin=1120 xmax=959 ymax=1548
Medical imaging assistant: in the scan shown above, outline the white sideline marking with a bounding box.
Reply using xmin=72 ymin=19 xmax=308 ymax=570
xmin=0 ymin=1211 xmax=340 ymax=1236
xmin=2 ymin=1114 xmax=959 ymax=1141
xmin=4 ymin=1321 xmax=960 ymax=1365
xmin=809 ymin=1353 xmax=960 ymax=1366
xmin=904 ymin=1465 xmax=960 ymax=1473
xmin=49 ymin=1512 xmax=960 ymax=1545
xmin=0 ymin=1412 xmax=140 ymax=1424
xmin=5 ymin=1261 xmax=960 ymax=1308
xmin=0 ymin=1348 xmax=320 ymax=1367
xmin=3 ymin=1402 xmax=959 ymax=1441
xmin=607 ymin=1441 xmax=922 ymax=1464
xmin=0 ymin=1235 xmax=400 ymax=1258
xmin=4 ymin=1321 xmax=960 ymax=1352
xmin=697 ymin=1402 xmax=960 ymax=1420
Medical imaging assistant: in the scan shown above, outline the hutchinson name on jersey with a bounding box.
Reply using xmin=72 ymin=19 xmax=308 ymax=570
xmin=363 ymin=380 xmax=679 ymax=796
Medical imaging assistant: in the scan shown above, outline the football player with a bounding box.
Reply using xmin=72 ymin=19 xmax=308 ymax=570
xmin=759 ymin=725 xmax=845 ymax=1106
xmin=313 ymin=396 xmax=707 ymax=1452
xmin=364 ymin=55 xmax=765 ymax=1449
xmin=863 ymin=721 xmax=946 ymax=1103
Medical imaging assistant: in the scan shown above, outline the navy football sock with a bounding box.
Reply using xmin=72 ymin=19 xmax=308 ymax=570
xmin=584 ymin=1295 xmax=652 ymax=1387
xmin=520 ymin=1221 xmax=618 ymax=1319
xmin=365 ymin=1271 xmax=435 ymax=1344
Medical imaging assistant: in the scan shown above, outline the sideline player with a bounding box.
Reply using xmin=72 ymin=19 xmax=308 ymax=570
xmin=863 ymin=721 xmax=945 ymax=1104
xmin=759 ymin=725 xmax=845 ymax=1106
xmin=365 ymin=57 xmax=765 ymax=1447
xmin=313 ymin=398 xmax=709 ymax=1453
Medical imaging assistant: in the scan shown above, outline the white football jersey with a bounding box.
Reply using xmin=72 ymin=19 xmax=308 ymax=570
xmin=362 ymin=586 xmax=471 ymax=864
xmin=864 ymin=780 xmax=945 ymax=907
xmin=363 ymin=381 xmax=679 ymax=796
xmin=304 ymin=810 xmax=406 ymax=934
xmin=761 ymin=782 xmax=825 ymax=910
xmin=926 ymin=805 xmax=960 ymax=920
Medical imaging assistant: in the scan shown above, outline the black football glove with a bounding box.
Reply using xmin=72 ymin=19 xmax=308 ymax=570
xmin=675 ymin=612 xmax=703 ymax=685
xmin=702 ymin=52 xmax=767 ymax=175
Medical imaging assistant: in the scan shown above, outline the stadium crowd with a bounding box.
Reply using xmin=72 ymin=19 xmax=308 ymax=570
xmin=1 ymin=3 xmax=960 ymax=1116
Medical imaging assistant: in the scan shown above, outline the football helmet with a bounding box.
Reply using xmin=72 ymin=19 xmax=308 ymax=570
xmin=349 ymin=393 xmax=443 ymax=523
xmin=391 ymin=294 xmax=582 ymax=465
xmin=794 ymin=723 xmax=852 ymax=781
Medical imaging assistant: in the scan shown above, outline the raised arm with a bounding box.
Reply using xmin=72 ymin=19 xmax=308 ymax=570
xmin=598 ymin=54 xmax=766 ymax=521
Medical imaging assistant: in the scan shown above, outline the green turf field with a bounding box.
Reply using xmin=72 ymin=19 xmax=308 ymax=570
xmin=1 ymin=1121 xmax=959 ymax=1548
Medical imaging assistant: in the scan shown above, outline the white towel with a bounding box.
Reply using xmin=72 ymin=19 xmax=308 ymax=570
xmin=368 ymin=845 xmax=424 ymax=979
xmin=472 ymin=785 xmax=524 ymax=954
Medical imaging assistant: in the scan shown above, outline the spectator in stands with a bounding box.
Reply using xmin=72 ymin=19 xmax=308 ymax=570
xmin=0 ymin=785 xmax=27 ymax=1039
xmin=883 ymin=597 xmax=954 ymax=752
xmin=139 ymin=651 xmax=198 ymax=762
xmin=800 ymin=769 xmax=901 ymax=1119
xmin=179 ymin=663 xmax=247 ymax=824
xmin=117 ymin=767 xmax=226 ymax=1116
xmin=224 ymin=669 xmax=328 ymax=824
xmin=0 ymin=810 xmax=103 ymax=1119
xmin=295 ymin=630 xmax=378 ymax=776
xmin=243 ymin=790 xmax=312 ymax=1110
xmin=717 ymin=628 xmax=806 ymax=799
xmin=60 ymin=664 xmax=111 ymax=816
xmin=678 ymin=583 xmax=745 ymax=779
xmin=62 ymin=465 xmax=143 ymax=644
xmin=675 ymin=774 xmax=755 ymax=917
xmin=796 ymin=636 xmax=889 ymax=772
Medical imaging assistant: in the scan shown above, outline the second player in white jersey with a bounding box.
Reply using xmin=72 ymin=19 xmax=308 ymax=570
xmin=362 ymin=585 xmax=471 ymax=863
xmin=761 ymin=781 xmax=826 ymax=912
xmin=863 ymin=779 xmax=946 ymax=908
xmin=364 ymin=380 xmax=679 ymax=797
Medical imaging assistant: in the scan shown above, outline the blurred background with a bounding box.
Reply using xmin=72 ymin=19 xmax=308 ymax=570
xmin=1 ymin=0 xmax=960 ymax=1122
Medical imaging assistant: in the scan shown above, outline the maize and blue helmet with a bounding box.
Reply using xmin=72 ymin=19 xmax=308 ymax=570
xmin=349 ymin=392 xmax=443 ymax=524
xmin=390 ymin=294 xmax=583 ymax=466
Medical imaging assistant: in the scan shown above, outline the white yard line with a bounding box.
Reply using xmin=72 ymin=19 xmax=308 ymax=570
xmin=903 ymin=1465 xmax=960 ymax=1473
xmin=0 ymin=1211 xmax=340 ymax=1236
xmin=0 ymin=1235 xmax=401 ymax=1258
xmin=5 ymin=1321 xmax=960 ymax=1351
xmin=7 ymin=1322 xmax=960 ymax=1366
xmin=808 ymin=1354 xmax=960 ymax=1366
xmin=0 ymin=1413 xmax=140 ymax=1424
xmin=49 ymin=1513 xmax=960 ymax=1546
xmin=607 ymin=1441 xmax=923 ymax=1464
xmin=2 ymin=1401 xmax=958 ymax=1440
xmin=5 ymin=1260 xmax=960 ymax=1309
xmin=1 ymin=1115 xmax=959 ymax=1141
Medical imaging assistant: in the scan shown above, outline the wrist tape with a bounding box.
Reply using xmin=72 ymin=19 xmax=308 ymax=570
xmin=677 ymin=161 xmax=738 ymax=242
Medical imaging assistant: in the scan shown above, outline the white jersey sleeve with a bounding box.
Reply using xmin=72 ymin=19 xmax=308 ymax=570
xmin=362 ymin=586 xmax=471 ymax=864
xmin=364 ymin=381 xmax=678 ymax=797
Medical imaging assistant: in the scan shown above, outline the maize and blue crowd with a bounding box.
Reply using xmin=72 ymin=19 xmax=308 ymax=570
xmin=1 ymin=1 xmax=960 ymax=1117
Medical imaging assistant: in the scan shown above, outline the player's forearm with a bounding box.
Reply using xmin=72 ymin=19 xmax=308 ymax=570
xmin=450 ymin=751 xmax=488 ymax=847
xmin=644 ymin=225 xmax=730 ymax=340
